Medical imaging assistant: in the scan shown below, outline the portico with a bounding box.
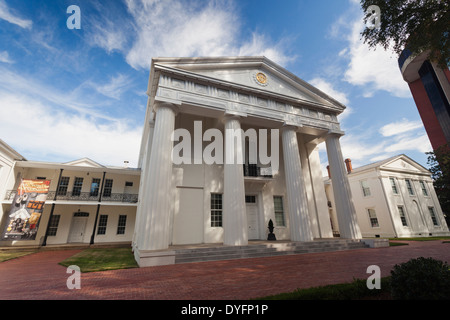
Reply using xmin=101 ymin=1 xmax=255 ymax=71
xmin=133 ymin=56 xmax=361 ymax=267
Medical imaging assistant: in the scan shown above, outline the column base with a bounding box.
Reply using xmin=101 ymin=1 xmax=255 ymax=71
xmin=134 ymin=248 xmax=176 ymax=267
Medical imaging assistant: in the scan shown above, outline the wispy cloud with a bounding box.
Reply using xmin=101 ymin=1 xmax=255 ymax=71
xmin=101 ymin=0 xmax=296 ymax=70
xmin=0 ymin=0 xmax=32 ymax=29
xmin=0 ymin=51 xmax=13 ymax=63
xmin=0 ymin=92 xmax=142 ymax=166
xmin=89 ymin=74 xmax=134 ymax=100
xmin=379 ymin=118 xmax=424 ymax=137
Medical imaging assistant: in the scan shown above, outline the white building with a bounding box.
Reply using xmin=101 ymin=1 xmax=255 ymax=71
xmin=133 ymin=56 xmax=362 ymax=266
xmin=0 ymin=156 xmax=140 ymax=246
xmin=1 ymin=56 xmax=372 ymax=266
xmin=325 ymin=155 xmax=450 ymax=238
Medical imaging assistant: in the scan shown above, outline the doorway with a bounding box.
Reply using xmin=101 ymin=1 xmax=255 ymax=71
xmin=68 ymin=212 xmax=89 ymax=243
xmin=246 ymin=195 xmax=260 ymax=240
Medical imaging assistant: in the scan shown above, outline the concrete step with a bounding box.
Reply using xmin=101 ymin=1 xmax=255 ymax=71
xmin=174 ymin=239 xmax=368 ymax=264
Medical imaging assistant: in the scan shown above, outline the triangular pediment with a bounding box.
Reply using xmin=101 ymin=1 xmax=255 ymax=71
xmin=379 ymin=155 xmax=430 ymax=174
xmin=151 ymin=56 xmax=346 ymax=112
xmin=64 ymin=158 xmax=104 ymax=168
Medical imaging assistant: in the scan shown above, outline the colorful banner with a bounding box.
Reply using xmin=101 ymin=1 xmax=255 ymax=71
xmin=2 ymin=179 xmax=51 ymax=241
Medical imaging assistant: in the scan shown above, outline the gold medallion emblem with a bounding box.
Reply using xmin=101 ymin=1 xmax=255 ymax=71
xmin=255 ymin=72 xmax=267 ymax=84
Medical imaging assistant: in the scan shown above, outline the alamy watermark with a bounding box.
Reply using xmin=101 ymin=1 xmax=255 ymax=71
xmin=365 ymin=5 xmax=381 ymax=30
xmin=67 ymin=5 xmax=81 ymax=29
xmin=66 ymin=265 xmax=81 ymax=289
xmin=366 ymin=265 xmax=381 ymax=289
xmin=171 ymin=121 xmax=280 ymax=174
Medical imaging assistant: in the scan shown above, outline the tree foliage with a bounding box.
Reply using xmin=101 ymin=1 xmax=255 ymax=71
xmin=426 ymin=143 xmax=450 ymax=226
xmin=360 ymin=0 xmax=449 ymax=67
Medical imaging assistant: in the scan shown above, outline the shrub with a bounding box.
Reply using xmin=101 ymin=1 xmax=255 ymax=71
xmin=390 ymin=257 xmax=450 ymax=300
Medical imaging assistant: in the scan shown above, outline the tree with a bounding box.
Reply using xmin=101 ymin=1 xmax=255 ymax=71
xmin=360 ymin=0 xmax=449 ymax=68
xmin=426 ymin=143 xmax=450 ymax=227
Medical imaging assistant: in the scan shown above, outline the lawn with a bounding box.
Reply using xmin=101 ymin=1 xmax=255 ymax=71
xmin=0 ymin=250 xmax=37 ymax=262
xmin=58 ymin=247 xmax=138 ymax=272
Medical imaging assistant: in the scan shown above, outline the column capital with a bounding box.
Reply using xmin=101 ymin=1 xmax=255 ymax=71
xmin=222 ymin=110 xmax=247 ymax=123
xmin=153 ymin=101 xmax=181 ymax=115
xmin=281 ymin=123 xmax=302 ymax=132
xmin=326 ymin=129 xmax=345 ymax=138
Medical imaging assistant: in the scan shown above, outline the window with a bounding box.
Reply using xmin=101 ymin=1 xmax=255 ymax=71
xmin=47 ymin=215 xmax=60 ymax=236
xmin=90 ymin=178 xmax=101 ymax=197
xmin=405 ymin=179 xmax=414 ymax=195
xmin=367 ymin=209 xmax=379 ymax=228
xmin=72 ymin=177 xmax=83 ymax=196
xmin=273 ymin=196 xmax=285 ymax=227
xmin=245 ymin=195 xmax=256 ymax=203
xmin=360 ymin=180 xmax=371 ymax=197
xmin=57 ymin=177 xmax=70 ymax=196
xmin=117 ymin=215 xmax=127 ymax=234
xmin=103 ymin=179 xmax=113 ymax=197
xmin=428 ymin=207 xmax=439 ymax=226
xmin=398 ymin=206 xmax=408 ymax=226
xmin=389 ymin=177 xmax=398 ymax=194
xmin=97 ymin=215 xmax=108 ymax=235
xmin=419 ymin=181 xmax=429 ymax=196
xmin=210 ymin=193 xmax=222 ymax=227
xmin=125 ymin=181 xmax=133 ymax=187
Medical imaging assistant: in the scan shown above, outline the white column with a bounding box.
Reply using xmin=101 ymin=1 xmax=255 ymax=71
xmin=281 ymin=126 xmax=313 ymax=242
xmin=325 ymin=132 xmax=361 ymax=239
xmin=223 ymin=114 xmax=247 ymax=246
xmin=137 ymin=102 xmax=178 ymax=251
xmin=133 ymin=113 xmax=155 ymax=251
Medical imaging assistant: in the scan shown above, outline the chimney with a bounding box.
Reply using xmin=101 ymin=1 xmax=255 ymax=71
xmin=345 ymin=158 xmax=352 ymax=174
xmin=326 ymin=165 xmax=331 ymax=178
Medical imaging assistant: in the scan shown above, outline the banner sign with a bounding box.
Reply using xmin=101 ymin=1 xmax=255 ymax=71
xmin=2 ymin=179 xmax=51 ymax=241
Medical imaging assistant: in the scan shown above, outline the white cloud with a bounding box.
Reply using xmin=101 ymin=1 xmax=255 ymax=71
xmin=90 ymin=74 xmax=134 ymax=100
xmin=0 ymin=92 xmax=142 ymax=167
xmin=379 ymin=118 xmax=424 ymax=137
xmin=121 ymin=0 xmax=293 ymax=70
xmin=309 ymin=77 xmax=349 ymax=105
xmin=343 ymin=19 xmax=410 ymax=98
xmin=0 ymin=51 xmax=13 ymax=63
xmin=0 ymin=0 xmax=32 ymax=29
xmin=385 ymin=134 xmax=432 ymax=154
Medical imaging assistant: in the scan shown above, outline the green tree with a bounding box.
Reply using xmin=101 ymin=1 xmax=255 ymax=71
xmin=360 ymin=0 xmax=449 ymax=67
xmin=426 ymin=143 xmax=450 ymax=227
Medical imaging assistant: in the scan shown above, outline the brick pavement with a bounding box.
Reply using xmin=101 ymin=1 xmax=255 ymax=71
xmin=0 ymin=240 xmax=449 ymax=300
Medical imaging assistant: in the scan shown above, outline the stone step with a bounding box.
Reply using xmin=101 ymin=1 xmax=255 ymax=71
xmin=174 ymin=240 xmax=368 ymax=264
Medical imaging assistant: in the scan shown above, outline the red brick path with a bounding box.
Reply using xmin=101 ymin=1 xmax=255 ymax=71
xmin=0 ymin=241 xmax=449 ymax=300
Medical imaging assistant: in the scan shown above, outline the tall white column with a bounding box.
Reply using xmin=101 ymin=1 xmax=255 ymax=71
xmin=281 ymin=126 xmax=313 ymax=242
xmin=137 ymin=102 xmax=178 ymax=251
xmin=223 ymin=114 xmax=247 ymax=246
xmin=325 ymin=132 xmax=361 ymax=239
xmin=133 ymin=114 xmax=155 ymax=251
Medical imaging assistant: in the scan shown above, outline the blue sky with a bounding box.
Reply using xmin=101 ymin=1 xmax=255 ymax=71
xmin=0 ymin=0 xmax=432 ymax=172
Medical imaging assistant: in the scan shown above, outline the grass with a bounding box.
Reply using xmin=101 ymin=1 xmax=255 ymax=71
xmin=0 ymin=250 xmax=37 ymax=262
xmin=58 ymin=248 xmax=138 ymax=272
xmin=258 ymin=277 xmax=392 ymax=300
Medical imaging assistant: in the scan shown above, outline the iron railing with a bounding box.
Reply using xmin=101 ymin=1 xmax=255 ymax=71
xmin=4 ymin=190 xmax=138 ymax=203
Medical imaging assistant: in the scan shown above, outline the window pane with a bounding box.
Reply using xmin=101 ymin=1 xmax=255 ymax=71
xmin=57 ymin=177 xmax=70 ymax=196
xmin=390 ymin=178 xmax=398 ymax=194
xmin=368 ymin=209 xmax=379 ymax=228
xmin=273 ymin=196 xmax=285 ymax=226
xmin=210 ymin=193 xmax=222 ymax=227
xmin=117 ymin=215 xmax=127 ymax=234
xmin=428 ymin=207 xmax=439 ymax=226
xmin=47 ymin=215 xmax=60 ymax=236
xmin=97 ymin=215 xmax=108 ymax=235
xmin=405 ymin=179 xmax=414 ymax=195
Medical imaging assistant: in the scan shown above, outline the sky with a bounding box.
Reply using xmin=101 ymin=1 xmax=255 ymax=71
xmin=0 ymin=0 xmax=433 ymax=173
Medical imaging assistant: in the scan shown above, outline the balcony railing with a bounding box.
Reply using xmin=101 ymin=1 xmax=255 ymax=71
xmin=4 ymin=190 xmax=138 ymax=203
xmin=243 ymin=164 xmax=273 ymax=178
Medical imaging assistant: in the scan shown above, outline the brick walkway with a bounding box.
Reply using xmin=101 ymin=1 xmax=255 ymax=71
xmin=0 ymin=241 xmax=449 ymax=300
